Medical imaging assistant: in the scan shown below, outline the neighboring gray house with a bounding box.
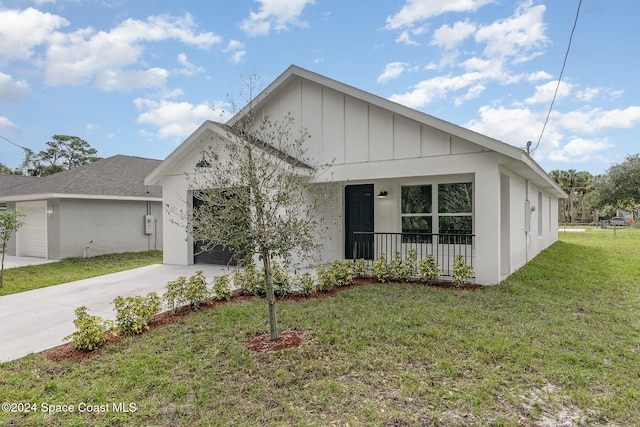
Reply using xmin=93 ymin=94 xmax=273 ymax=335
xmin=0 ymin=155 xmax=163 ymax=259
xmin=146 ymin=65 xmax=566 ymax=285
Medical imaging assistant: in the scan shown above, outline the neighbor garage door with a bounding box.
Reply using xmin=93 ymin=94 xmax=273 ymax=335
xmin=16 ymin=201 xmax=47 ymax=258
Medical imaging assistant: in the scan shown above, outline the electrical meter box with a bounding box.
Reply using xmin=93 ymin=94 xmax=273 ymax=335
xmin=144 ymin=215 xmax=154 ymax=235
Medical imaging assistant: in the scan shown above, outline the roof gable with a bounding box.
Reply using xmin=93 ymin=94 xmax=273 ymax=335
xmin=228 ymin=65 xmax=564 ymax=197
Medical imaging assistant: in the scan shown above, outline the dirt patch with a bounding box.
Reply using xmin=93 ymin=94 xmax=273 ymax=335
xmin=246 ymin=329 xmax=308 ymax=352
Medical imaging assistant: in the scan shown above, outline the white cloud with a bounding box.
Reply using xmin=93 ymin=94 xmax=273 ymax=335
xmin=0 ymin=7 xmax=68 ymax=63
xmin=465 ymin=104 xmax=557 ymax=150
xmin=0 ymin=116 xmax=20 ymax=132
xmin=396 ymin=30 xmax=419 ymax=46
xmin=94 ymin=68 xmax=169 ymax=92
xmin=44 ymin=14 xmax=221 ymax=90
xmin=134 ymin=98 xmax=224 ymax=139
xmin=240 ymin=0 xmax=315 ymax=36
xmin=525 ymin=80 xmax=574 ymax=105
xmin=390 ymin=72 xmax=484 ymax=108
xmin=388 ymin=2 xmax=552 ymax=108
xmin=474 ymin=2 xmax=547 ymax=60
xmin=432 ymin=20 xmax=476 ymax=50
xmin=177 ymin=53 xmax=204 ymax=76
xmin=85 ymin=123 xmax=99 ymax=133
xmin=0 ymin=72 xmax=29 ymax=103
xmin=224 ymin=40 xmax=246 ymax=64
xmin=559 ymin=106 xmax=640 ymax=134
xmin=575 ymin=87 xmax=600 ymax=102
xmin=527 ymin=71 xmax=552 ymax=81
xmin=377 ymin=62 xmax=409 ymax=83
xmin=547 ymin=137 xmax=613 ymax=162
xmin=465 ymin=102 xmax=638 ymax=165
xmin=386 ymin=0 xmax=495 ymax=30
xmin=454 ymin=83 xmax=485 ymax=106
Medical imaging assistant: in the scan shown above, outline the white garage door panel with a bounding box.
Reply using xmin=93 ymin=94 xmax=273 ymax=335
xmin=16 ymin=202 xmax=47 ymax=258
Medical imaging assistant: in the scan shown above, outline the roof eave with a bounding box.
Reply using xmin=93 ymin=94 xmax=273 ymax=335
xmin=0 ymin=194 xmax=162 ymax=203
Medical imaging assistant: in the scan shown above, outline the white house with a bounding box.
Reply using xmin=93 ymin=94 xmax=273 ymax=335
xmin=145 ymin=65 xmax=566 ymax=285
xmin=1 ymin=155 xmax=163 ymax=259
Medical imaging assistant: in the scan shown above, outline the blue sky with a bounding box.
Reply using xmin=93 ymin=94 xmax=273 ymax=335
xmin=1 ymin=0 xmax=638 ymax=176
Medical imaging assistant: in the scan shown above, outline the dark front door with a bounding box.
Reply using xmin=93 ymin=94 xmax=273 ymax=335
xmin=193 ymin=195 xmax=236 ymax=265
xmin=345 ymin=184 xmax=374 ymax=259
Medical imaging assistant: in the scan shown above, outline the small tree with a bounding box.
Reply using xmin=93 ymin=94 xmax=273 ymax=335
xmin=0 ymin=209 xmax=25 ymax=288
xmin=175 ymin=111 xmax=333 ymax=341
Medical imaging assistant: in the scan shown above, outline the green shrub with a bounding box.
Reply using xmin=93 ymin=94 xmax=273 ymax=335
xmin=164 ymin=270 xmax=211 ymax=310
xmin=112 ymin=292 xmax=162 ymax=335
xmin=296 ymin=272 xmax=316 ymax=297
xmin=352 ymin=258 xmax=367 ymax=279
xmin=418 ymin=255 xmax=440 ymax=285
xmin=372 ymin=253 xmax=391 ymax=283
xmin=316 ymin=265 xmax=333 ymax=292
xmin=212 ymin=275 xmax=233 ymax=301
xmin=271 ymin=261 xmax=292 ymax=297
xmin=331 ymin=260 xmax=354 ymax=287
xmin=64 ymin=306 xmax=115 ymax=351
xmin=186 ymin=270 xmax=211 ymax=307
xmin=164 ymin=275 xmax=187 ymax=311
xmin=404 ymin=249 xmax=418 ymax=278
xmin=389 ymin=251 xmax=406 ymax=281
xmin=452 ymin=254 xmax=474 ymax=288
xmin=235 ymin=260 xmax=263 ymax=296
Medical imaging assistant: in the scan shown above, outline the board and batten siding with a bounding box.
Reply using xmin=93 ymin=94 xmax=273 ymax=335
xmin=258 ymin=78 xmax=485 ymax=167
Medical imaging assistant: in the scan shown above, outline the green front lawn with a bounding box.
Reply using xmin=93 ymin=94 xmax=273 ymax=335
xmin=0 ymin=250 xmax=162 ymax=296
xmin=1 ymin=231 xmax=639 ymax=425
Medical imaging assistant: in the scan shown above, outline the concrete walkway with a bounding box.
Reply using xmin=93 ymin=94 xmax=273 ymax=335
xmin=0 ymin=263 xmax=235 ymax=363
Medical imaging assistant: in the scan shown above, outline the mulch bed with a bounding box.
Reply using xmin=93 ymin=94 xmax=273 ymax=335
xmin=41 ymin=278 xmax=483 ymax=362
xmin=247 ymin=330 xmax=309 ymax=352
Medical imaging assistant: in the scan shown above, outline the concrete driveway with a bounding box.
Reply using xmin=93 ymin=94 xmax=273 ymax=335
xmin=0 ymin=263 xmax=235 ymax=363
xmin=2 ymin=255 xmax=59 ymax=269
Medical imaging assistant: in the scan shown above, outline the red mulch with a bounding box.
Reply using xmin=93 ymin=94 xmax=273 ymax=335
xmin=41 ymin=278 xmax=483 ymax=362
xmin=247 ymin=329 xmax=308 ymax=352
xmin=352 ymin=277 xmax=484 ymax=291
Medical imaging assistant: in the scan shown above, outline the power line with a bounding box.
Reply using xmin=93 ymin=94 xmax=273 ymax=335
xmin=0 ymin=134 xmax=29 ymax=151
xmin=531 ymin=0 xmax=583 ymax=155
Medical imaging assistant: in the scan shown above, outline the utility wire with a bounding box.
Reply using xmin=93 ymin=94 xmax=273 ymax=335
xmin=531 ymin=0 xmax=583 ymax=155
xmin=0 ymin=134 xmax=29 ymax=151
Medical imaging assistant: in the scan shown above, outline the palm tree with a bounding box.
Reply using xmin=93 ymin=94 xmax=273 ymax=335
xmin=574 ymin=171 xmax=594 ymax=223
xmin=549 ymin=170 xmax=570 ymax=223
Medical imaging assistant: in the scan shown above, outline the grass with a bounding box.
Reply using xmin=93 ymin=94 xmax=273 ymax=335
xmin=0 ymin=250 xmax=162 ymax=296
xmin=1 ymin=231 xmax=640 ymax=426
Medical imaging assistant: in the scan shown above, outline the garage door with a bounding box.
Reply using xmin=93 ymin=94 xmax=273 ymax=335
xmin=16 ymin=201 xmax=47 ymax=258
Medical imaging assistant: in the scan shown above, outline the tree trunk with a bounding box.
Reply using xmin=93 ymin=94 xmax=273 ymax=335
xmin=261 ymin=252 xmax=278 ymax=341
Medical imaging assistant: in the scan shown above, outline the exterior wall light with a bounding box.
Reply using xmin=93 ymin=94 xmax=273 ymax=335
xmin=377 ymin=190 xmax=388 ymax=199
xmin=196 ymin=156 xmax=211 ymax=168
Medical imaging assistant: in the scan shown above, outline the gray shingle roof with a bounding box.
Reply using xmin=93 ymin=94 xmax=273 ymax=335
xmin=0 ymin=175 xmax=39 ymax=193
xmin=0 ymin=155 xmax=162 ymax=199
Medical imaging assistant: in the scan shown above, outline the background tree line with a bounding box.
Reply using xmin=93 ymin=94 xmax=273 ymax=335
xmin=549 ymin=154 xmax=640 ymax=224
xmin=0 ymin=135 xmax=100 ymax=176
